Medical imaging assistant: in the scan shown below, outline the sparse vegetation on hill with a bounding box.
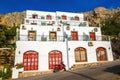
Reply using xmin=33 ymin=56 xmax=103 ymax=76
xmin=0 ymin=25 xmax=17 ymax=48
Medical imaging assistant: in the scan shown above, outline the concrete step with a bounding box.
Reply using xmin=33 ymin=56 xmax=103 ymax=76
xmin=69 ymin=61 xmax=107 ymax=71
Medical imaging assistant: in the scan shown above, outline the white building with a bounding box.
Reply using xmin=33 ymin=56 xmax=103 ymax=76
xmin=12 ymin=10 xmax=113 ymax=79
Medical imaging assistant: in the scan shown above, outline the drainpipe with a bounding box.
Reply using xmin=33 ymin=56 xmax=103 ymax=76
xmin=61 ymin=21 xmax=69 ymax=70
xmin=65 ymin=33 xmax=69 ymax=70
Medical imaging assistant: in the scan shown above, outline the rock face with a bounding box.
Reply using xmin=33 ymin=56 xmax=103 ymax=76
xmin=0 ymin=48 xmax=15 ymax=65
xmin=84 ymin=7 xmax=120 ymax=26
xmin=0 ymin=12 xmax=25 ymax=27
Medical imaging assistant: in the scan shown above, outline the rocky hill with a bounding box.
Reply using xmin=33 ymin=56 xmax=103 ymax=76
xmin=0 ymin=7 xmax=120 ymax=27
xmin=0 ymin=12 xmax=25 ymax=27
xmin=84 ymin=7 xmax=120 ymax=26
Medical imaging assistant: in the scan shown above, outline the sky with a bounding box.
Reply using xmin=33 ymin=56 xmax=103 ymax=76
xmin=0 ymin=0 xmax=120 ymax=14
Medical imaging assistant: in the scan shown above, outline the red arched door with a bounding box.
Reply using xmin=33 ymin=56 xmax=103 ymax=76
xmin=48 ymin=50 xmax=62 ymax=69
xmin=23 ymin=51 xmax=38 ymax=71
xmin=74 ymin=47 xmax=87 ymax=62
xmin=96 ymin=47 xmax=107 ymax=61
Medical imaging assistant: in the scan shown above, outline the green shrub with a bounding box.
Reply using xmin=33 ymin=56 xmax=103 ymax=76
xmin=0 ymin=70 xmax=2 ymax=77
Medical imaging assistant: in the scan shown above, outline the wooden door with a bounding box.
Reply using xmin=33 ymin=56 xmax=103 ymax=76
xmin=23 ymin=51 xmax=38 ymax=71
xmin=90 ymin=32 xmax=96 ymax=41
xmin=72 ymin=32 xmax=78 ymax=40
xmin=96 ymin=47 xmax=107 ymax=61
xmin=75 ymin=47 xmax=87 ymax=62
xmin=48 ymin=50 xmax=62 ymax=69
xmin=28 ymin=31 xmax=36 ymax=41
xmin=49 ymin=32 xmax=57 ymax=41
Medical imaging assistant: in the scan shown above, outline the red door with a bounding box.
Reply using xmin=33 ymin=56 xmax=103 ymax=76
xmin=23 ymin=51 xmax=38 ymax=71
xmin=48 ymin=50 xmax=62 ymax=69
xmin=90 ymin=32 xmax=96 ymax=41
xmin=72 ymin=32 xmax=78 ymax=40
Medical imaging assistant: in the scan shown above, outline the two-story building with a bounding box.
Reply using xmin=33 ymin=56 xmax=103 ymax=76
xmin=12 ymin=10 xmax=113 ymax=79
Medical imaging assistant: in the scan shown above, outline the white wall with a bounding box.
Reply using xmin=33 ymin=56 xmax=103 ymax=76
xmin=15 ymin=41 xmax=67 ymax=71
xmin=15 ymin=40 xmax=113 ymax=70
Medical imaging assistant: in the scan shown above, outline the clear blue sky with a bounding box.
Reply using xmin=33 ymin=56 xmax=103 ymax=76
xmin=0 ymin=0 xmax=120 ymax=14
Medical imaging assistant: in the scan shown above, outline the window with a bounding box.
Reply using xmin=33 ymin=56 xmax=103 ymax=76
xmin=70 ymin=17 xmax=74 ymax=20
xmin=41 ymin=16 xmax=45 ymax=19
xmin=28 ymin=31 xmax=36 ymax=41
xmin=75 ymin=16 xmax=79 ymax=21
xmin=89 ymin=32 xmax=96 ymax=41
xmin=32 ymin=14 xmax=38 ymax=19
xmin=49 ymin=32 xmax=57 ymax=41
xmin=71 ymin=31 xmax=78 ymax=40
xmin=75 ymin=47 xmax=87 ymax=62
xmin=46 ymin=15 xmax=52 ymax=20
xmin=57 ymin=16 xmax=61 ymax=20
xmin=62 ymin=15 xmax=67 ymax=20
xmin=96 ymin=47 xmax=107 ymax=61
xmin=41 ymin=21 xmax=46 ymax=26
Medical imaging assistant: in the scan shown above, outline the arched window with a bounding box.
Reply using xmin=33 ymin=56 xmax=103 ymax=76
xmin=74 ymin=47 xmax=87 ymax=62
xmin=46 ymin=15 xmax=52 ymax=20
xmin=23 ymin=51 xmax=38 ymax=71
xmin=96 ymin=47 xmax=107 ymax=61
xmin=48 ymin=50 xmax=62 ymax=69
xmin=75 ymin=16 xmax=79 ymax=21
xmin=62 ymin=15 xmax=67 ymax=20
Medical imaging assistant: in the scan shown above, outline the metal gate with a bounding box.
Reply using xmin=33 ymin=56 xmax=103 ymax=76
xmin=48 ymin=50 xmax=62 ymax=69
xmin=23 ymin=51 xmax=38 ymax=71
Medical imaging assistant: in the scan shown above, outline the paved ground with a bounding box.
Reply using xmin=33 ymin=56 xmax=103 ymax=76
xmin=15 ymin=60 xmax=120 ymax=80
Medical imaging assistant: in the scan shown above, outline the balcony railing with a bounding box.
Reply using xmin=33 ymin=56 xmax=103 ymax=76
xmin=17 ymin=35 xmax=110 ymax=41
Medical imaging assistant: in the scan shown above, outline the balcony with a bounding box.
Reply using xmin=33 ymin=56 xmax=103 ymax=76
xmin=16 ymin=35 xmax=110 ymax=41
